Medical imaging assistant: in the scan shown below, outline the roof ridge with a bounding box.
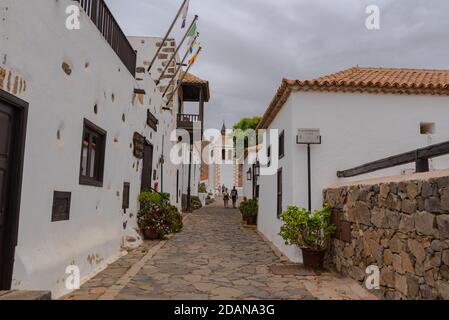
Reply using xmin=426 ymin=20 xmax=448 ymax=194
xmin=258 ymin=66 xmax=449 ymax=130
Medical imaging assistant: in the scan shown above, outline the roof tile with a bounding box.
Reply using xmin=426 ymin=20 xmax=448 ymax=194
xmin=258 ymin=67 xmax=449 ymax=129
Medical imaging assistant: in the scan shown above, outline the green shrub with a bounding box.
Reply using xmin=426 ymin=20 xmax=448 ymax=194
xmin=163 ymin=205 xmax=183 ymax=233
xmin=279 ymin=204 xmax=336 ymax=251
xmin=198 ymin=183 xmax=207 ymax=193
xmin=138 ymin=192 xmax=181 ymax=238
xmin=239 ymin=199 xmax=258 ymax=218
xmin=191 ymin=196 xmax=203 ymax=210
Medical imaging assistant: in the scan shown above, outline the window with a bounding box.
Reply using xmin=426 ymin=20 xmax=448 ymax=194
xmin=279 ymin=131 xmax=285 ymax=159
xmin=228 ymin=150 xmax=233 ymax=160
xmin=52 ymin=191 xmax=71 ymax=222
xmin=277 ymin=168 xmax=283 ymax=218
xmin=80 ymin=119 xmax=106 ymax=187
xmin=267 ymin=145 xmax=272 ymax=167
xmin=222 ymin=149 xmax=226 ymax=161
xmin=122 ymin=182 xmax=130 ymax=211
xmin=420 ymin=122 xmax=435 ymax=135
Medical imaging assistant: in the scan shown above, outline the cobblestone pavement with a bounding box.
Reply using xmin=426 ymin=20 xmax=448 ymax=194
xmin=65 ymin=201 xmax=376 ymax=300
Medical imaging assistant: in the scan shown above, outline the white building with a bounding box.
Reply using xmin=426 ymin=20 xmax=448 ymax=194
xmin=0 ymin=0 xmax=208 ymax=297
xmin=208 ymin=123 xmax=242 ymax=195
xmin=253 ymin=67 xmax=449 ymax=263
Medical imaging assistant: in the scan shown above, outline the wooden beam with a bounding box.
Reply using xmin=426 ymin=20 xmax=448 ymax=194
xmin=337 ymin=140 xmax=449 ymax=178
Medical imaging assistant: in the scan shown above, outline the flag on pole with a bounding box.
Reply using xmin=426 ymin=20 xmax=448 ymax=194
xmin=186 ymin=37 xmax=199 ymax=55
xmin=189 ymin=50 xmax=200 ymax=65
xmin=181 ymin=0 xmax=190 ymax=28
xmin=187 ymin=20 xmax=197 ymax=37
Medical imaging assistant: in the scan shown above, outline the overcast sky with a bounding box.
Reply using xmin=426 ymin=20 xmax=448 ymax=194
xmin=106 ymin=0 xmax=449 ymax=130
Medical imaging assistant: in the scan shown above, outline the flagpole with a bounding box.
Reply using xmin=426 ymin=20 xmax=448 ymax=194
xmin=156 ymin=15 xmax=199 ymax=85
xmin=165 ymin=47 xmax=202 ymax=106
xmin=159 ymin=33 xmax=199 ymax=95
xmin=147 ymin=0 xmax=189 ymax=74
xmin=162 ymin=44 xmax=200 ymax=99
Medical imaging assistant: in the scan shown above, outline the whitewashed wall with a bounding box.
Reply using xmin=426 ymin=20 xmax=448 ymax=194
xmin=258 ymin=90 xmax=449 ymax=263
xmin=0 ymin=0 xmax=176 ymax=297
xmin=257 ymin=102 xmax=300 ymax=262
xmin=128 ymin=36 xmax=184 ymax=209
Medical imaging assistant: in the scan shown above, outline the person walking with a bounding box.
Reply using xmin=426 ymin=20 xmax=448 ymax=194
xmin=231 ymin=186 xmax=238 ymax=209
xmin=223 ymin=188 xmax=230 ymax=208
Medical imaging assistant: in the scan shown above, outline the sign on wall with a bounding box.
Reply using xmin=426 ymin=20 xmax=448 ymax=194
xmin=133 ymin=132 xmax=146 ymax=159
xmin=297 ymin=128 xmax=322 ymax=145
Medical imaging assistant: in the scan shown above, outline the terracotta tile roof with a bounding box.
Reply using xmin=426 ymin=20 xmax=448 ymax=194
xmin=258 ymin=67 xmax=449 ymax=129
xmin=180 ymin=71 xmax=209 ymax=85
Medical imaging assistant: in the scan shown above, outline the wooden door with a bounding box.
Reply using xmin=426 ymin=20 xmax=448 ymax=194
xmin=0 ymin=90 xmax=27 ymax=290
xmin=141 ymin=144 xmax=154 ymax=192
xmin=0 ymin=102 xmax=16 ymax=289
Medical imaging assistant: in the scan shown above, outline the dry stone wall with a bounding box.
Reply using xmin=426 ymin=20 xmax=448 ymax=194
xmin=323 ymin=175 xmax=449 ymax=300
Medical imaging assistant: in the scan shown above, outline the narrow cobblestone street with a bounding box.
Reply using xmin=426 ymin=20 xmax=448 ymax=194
xmin=64 ymin=201 xmax=376 ymax=300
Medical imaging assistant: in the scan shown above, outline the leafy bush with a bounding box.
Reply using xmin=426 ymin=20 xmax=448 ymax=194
xmin=198 ymin=183 xmax=207 ymax=193
xmin=138 ymin=192 xmax=181 ymax=239
xmin=191 ymin=196 xmax=203 ymax=210
xmin=163 ymin=205 xmax=183 ymax=233
xmin=239 ymin=199 xmax=258 ymax=218
xmin=279 ymin=204 xmax=336 ymax=251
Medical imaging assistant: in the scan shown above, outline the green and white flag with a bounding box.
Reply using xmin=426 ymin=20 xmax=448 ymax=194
xmin=187 ymin=21 xmax=197 ymax=37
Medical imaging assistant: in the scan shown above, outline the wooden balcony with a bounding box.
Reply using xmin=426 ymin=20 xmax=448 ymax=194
xmin=75 ymin=0 xmax=136 ymax=76
xmin=177 ymin=113 xmax=201 ymax=132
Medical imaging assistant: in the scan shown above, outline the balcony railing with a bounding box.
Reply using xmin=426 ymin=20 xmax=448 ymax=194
xmin=75 ymin=0 xmax=136 ymax=76
xmin=177 ymin=113 xmax=201 ymax=129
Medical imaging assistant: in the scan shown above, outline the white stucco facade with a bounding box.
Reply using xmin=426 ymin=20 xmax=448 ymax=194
xmin=256 ymin=90 xmax=449 ymax=263
xmin=0 ymin=0 xmax=190 ymax=297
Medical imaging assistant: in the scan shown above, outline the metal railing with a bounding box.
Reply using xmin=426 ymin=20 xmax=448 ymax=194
xmin=337 ymin=140 xmax=449 ymax=178
xmin=177 ymin=114 xmax=201 ymax=123
xmin=75 ymin=0 xmax=136 ymax=76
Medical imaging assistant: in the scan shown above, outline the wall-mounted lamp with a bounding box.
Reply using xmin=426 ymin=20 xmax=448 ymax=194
xmin=254 ymin=161 xmax=261 ymax=177
xmin=247 ymin=168 xmax=252 ymax=181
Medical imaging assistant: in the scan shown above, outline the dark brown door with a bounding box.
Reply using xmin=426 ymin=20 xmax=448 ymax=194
xmin=141 ymin=144 xmax=154 ymax=192
xmin=0 ymin=90 xmax=27 ymax=290
xmin=0 ymin=102 xmax=16 ymax=289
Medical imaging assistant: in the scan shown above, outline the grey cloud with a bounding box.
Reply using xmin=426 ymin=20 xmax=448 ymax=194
xmin=106 ymin=0 xmax=449 ymax=130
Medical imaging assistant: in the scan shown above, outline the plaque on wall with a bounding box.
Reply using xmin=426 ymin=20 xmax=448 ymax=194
xmin=133 ymin=132 xmax=145 ymax=159
xmin=52 ymin=191 xmax=71 ymax=222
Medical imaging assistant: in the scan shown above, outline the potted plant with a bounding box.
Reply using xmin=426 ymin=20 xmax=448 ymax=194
xmin=163 ymin=205 xmax=183 ymax=233
xmin=239 ymin=198 xmax=258 ymax=225
xmin=279 ymin=204 xmax=336 ymax=269
xmin=137 ymin=192 xmax=172 ymax=240
xmin=191 ymin=196 xmax=203 ymax=211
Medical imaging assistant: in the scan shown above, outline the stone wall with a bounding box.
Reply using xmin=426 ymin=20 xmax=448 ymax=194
xmin=323 ymin=173 xmax=449 ymax=300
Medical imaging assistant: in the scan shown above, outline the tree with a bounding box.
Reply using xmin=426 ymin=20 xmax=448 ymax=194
xmin=233 ymin=116 xmax=261 ymax=132
xmin=232 ymin=116 xmax=261 ymax=153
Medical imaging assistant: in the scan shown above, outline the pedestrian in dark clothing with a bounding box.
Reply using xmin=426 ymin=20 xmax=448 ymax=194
xmin=223 ymin=188 xmax=230 ymax=208
xmin=231 ymin=187 xmax=238 ymax=209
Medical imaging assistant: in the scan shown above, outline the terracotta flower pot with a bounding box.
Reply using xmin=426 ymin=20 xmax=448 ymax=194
xmin=302 ymin=248 xmax=325 ymax=269
xmin=143 ymin=228 xmax=159 ymax=240
xmin=246 ymin=215 xmax=257 ymax=226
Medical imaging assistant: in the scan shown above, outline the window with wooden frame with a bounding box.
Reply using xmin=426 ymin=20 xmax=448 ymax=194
xmin=79 ymin=119 xmax=107 ymax=187
xmin=277 ymin=168 xmax=283 ymax=218
xmin=279 ymin=130 xmax=285 ymax=159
